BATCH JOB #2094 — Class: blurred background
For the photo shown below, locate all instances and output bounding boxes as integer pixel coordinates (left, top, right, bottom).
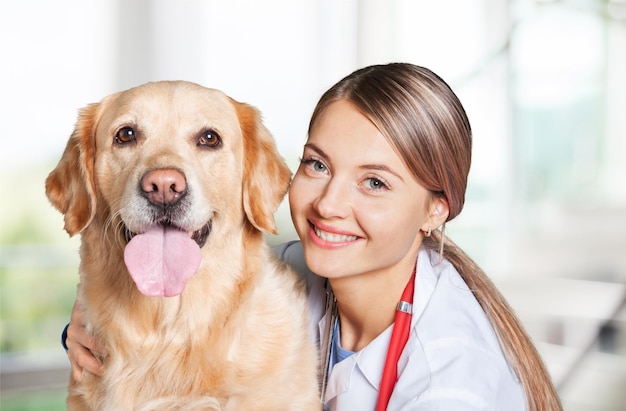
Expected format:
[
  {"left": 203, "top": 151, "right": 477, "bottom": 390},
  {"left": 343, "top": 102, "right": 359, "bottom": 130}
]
[{"left": 1, "top": 0, "right": 624, "bottom": 409}]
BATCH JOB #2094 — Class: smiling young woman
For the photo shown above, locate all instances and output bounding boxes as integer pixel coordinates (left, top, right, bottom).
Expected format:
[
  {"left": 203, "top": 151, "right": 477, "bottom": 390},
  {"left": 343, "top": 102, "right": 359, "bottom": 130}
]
[{"left": 287, "top": 63, "right": 562, "bottom": 410}]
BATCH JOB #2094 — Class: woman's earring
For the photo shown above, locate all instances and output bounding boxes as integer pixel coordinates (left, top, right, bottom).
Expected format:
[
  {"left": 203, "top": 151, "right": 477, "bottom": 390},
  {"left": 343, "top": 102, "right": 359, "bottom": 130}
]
[{"left": 424, "top": 227, "right": 432, "bottom": 237}]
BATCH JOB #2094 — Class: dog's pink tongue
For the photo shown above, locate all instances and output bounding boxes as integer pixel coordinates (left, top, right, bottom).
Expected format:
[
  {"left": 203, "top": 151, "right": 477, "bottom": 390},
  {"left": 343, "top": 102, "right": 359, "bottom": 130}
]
[{"left": 124, "top": 226, "right": 201, "bottom": 297}]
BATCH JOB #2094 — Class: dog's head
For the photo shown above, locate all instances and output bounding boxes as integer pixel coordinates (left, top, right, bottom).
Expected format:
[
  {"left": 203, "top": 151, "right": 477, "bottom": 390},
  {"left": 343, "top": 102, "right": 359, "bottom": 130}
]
[{"left": 46, "top": 81, "right": 291, "bottom": 296}]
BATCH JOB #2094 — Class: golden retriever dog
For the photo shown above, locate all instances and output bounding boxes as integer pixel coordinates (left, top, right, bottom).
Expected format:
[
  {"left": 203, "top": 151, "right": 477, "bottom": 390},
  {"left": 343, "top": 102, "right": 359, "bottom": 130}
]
[{"left": 45, "top": 81, "right": 320, "bottom": 410}]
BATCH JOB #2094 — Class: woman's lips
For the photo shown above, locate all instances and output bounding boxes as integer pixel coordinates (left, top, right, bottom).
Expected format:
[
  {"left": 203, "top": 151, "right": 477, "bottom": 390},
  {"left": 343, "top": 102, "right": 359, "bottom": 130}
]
[
  {"left": 313, "top": 226, "right": 358, "bottom": 243},
  {"left": 308, "top": 220, "right": 359, "bottom": 248}
]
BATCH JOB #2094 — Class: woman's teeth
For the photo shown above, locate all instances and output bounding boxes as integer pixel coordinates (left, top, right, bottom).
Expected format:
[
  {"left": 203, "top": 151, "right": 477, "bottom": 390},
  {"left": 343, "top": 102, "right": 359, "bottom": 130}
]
[{"left": 314, "top": 227, "right": 357, "bottom": 243}]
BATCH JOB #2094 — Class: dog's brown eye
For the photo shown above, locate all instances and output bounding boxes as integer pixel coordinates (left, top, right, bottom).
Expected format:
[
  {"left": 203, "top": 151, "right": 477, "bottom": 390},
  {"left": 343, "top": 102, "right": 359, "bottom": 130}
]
[
  {"left": 198, "top": 129, "right": 221, "bottom": 148},
  {"left": 115, "top": 127, "right": 137, "bottom": 145}
]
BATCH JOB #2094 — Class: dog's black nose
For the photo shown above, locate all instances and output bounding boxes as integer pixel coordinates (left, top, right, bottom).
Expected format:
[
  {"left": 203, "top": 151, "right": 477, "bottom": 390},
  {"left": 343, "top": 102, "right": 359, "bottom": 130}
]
[{"left": 141, "top": 168, "right": 187, "bottom": 206}]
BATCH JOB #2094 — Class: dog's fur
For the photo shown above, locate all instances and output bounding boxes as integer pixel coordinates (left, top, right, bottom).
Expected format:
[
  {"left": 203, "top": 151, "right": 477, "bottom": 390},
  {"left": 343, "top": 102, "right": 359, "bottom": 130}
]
[{"left": 46, "top": 81, "right": 320, "bottom": 410}]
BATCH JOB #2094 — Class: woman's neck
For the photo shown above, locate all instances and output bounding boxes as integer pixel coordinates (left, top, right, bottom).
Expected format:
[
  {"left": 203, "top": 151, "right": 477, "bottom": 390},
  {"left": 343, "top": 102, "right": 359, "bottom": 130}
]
[{"left": 330, "top": 261, "right": 416, "bottom": 352}]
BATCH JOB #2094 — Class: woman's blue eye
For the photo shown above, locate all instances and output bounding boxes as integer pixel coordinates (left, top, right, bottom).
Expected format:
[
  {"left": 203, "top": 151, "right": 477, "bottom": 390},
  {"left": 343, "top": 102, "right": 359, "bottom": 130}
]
[
  {"left": 301, "top": 157, "right": 327, "bottom": 173},
  {"left": 365, "top": 178, "right": 387, "bottom": 190},
  {"left": 312, "top": 160, "right": 326, "bottom": 172}
]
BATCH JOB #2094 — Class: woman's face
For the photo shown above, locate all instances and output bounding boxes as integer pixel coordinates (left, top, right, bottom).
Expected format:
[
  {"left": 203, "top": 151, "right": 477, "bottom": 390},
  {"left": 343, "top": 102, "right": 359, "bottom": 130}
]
[{"left": 289, "top": 100, "right": 443, "bottom": 280}]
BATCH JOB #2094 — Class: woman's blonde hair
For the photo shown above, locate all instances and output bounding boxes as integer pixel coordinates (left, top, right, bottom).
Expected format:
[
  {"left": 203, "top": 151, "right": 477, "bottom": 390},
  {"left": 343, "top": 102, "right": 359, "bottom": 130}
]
[{"left": 309, "top": 63, "right": 562, "bottom": 410}]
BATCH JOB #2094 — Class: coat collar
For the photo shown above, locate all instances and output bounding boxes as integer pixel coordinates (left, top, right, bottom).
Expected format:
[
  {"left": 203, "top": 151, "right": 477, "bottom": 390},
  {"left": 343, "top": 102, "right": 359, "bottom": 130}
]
[{"left": 319, "top": 247, "right": 443, "bottom": 403}]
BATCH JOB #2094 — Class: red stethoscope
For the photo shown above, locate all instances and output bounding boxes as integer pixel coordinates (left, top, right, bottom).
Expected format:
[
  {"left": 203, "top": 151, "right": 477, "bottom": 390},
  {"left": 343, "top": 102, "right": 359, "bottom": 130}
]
[
  {"left": 321, "top": 269, "right": 416, "bottom": 410},
  {"left": 376, "top": 270, "right": 415, "bottom": 411}
]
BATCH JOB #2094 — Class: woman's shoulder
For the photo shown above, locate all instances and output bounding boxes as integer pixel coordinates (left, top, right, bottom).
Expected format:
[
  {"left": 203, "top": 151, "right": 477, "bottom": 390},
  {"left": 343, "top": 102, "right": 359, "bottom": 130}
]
[
  {"left": 272, "top": 241, "right": 327, "bottom": 333},
  {"left": 410, "top": 249, "right": 524, "bottom": 407},
  {"left": 414, "top": 248, "right": 515, "bottom": 361},
  {"left": 415, "top": 245, "right": 510, "bottom": 358},
  {"left": 272, "top": 241, "right": 308, "bottom": 279},
  {"left": 272, "top": 240, "right": 304, "bottom": 265},
  {"left": 272, "top": 240, "right": 325, "bottom": 293}
]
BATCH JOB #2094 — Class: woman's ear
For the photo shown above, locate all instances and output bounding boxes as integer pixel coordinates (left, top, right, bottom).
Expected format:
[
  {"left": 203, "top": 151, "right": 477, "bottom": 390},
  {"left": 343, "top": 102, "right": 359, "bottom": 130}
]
[{"left": 422, "top": 196, "right": 449, "bottom": 233}]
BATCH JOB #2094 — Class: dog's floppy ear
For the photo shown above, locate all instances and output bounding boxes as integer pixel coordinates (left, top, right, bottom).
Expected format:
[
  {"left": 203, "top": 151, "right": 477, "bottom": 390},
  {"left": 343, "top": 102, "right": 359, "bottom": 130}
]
[
  {"left": 45, "top": 103, "right": 101, "bottom": 237},
  {"left": 234, "top": 101, "right": 292, "bottom": 235}
]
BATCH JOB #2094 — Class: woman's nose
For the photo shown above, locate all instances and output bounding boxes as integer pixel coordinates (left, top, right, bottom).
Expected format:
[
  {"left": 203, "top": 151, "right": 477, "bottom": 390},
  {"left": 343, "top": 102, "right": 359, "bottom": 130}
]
[{"left": 313, "top": 178, "right": 350, "bottom": 219}]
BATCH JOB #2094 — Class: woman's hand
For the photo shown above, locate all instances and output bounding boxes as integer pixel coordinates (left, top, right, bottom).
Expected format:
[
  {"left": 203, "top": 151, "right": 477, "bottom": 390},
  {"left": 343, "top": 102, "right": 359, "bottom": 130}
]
[{"left": 66, "top": 300, "right": 105, "bottom": 381}]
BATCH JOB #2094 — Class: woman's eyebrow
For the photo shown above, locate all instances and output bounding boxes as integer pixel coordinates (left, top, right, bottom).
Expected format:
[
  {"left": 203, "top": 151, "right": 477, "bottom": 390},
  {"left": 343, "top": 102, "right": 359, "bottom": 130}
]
[
  {"left": 359, "top": 164, "right": 404, "bottom": 182},
  {"left": 303, "top": 143, "right": 328, "bottom": 159}
]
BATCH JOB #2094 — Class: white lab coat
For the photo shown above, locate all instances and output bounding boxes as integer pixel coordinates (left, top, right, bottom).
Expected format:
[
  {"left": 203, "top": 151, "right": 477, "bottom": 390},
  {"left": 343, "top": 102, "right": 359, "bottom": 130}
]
[{"left": 274, "top": 241, "right": 526, "bottom": 411}]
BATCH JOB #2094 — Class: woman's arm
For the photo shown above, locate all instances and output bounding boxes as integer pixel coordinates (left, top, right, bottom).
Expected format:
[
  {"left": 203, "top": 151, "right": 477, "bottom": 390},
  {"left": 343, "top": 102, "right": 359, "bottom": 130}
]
[{"left": 63, "top": 300, "right": 105, "bottom": 381}]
